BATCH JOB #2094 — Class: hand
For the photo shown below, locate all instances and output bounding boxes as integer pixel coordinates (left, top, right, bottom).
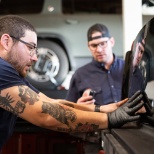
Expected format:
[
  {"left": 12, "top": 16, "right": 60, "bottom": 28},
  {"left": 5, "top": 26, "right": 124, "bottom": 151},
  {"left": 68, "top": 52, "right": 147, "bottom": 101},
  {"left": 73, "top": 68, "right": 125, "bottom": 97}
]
[
  {"left": 77, "top": 89, "right": 95, "bottom": 104},
  {"left": 108, "top": 92, "right": 144, "bottom": 128},
  {"left": 100, "top": 98, "right": 128, "bottom": 113}
]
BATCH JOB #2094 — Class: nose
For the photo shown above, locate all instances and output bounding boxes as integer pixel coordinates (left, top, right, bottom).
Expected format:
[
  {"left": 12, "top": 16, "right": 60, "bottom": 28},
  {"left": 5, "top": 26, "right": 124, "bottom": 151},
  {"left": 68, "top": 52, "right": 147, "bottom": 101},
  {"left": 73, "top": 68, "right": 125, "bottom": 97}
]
[
  {"left": 30, "top": 54, "right": 38, "bottom": 61},
  {"left": 96, "top": 44, "right": 103, "bottom": 52}
]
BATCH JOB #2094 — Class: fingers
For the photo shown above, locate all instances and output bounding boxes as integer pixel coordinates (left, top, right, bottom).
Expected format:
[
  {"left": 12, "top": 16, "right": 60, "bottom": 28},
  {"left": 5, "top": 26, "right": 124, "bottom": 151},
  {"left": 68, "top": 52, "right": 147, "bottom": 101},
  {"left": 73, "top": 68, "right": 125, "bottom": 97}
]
[
  {"left": 129, "top": 101, "right": 144, "bottom": 115},
  {"left": 77, "top": 89, "right": 95, "bottom": 104},
  {"left": 82, "top": 89, "right": 91, "bottom": 97},
  {"left": 82, "top": 100, "right": 95, "bottom": 105},
  {"left": 127, "top": 94, "right": 143, "bottom": 108},
  {"left": 127, "top": 90, "right": 141, "bottom": 104},
  {"left": 77, "top": 96, "right": 95, "bottom": 104},
  {"left": 127, "top": 115, "right": 141, "bottom": 122},
  {"left": 117, "top": 98, "right": 128, "bottom": 107}
]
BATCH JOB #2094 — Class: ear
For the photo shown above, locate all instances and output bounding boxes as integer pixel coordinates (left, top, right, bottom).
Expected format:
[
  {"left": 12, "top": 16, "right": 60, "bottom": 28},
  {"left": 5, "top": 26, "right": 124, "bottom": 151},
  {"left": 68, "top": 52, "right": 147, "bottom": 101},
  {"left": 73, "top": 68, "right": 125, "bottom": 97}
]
[
  {"left": 0, "top": 34, "right": 13, "bottom": 51},
  {"left": 109, "top": 37, "right": 115, "bottom": 47}
]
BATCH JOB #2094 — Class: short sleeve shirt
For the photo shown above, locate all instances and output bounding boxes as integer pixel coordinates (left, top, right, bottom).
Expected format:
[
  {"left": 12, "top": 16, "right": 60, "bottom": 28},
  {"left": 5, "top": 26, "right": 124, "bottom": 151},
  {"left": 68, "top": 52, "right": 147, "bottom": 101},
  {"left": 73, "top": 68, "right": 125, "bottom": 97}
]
[
  {"left": 0, "top": 58, "right": 39, "bottom": 149},
  {"left": 66, "top": 56, "right": 125, "bottom": 105}
]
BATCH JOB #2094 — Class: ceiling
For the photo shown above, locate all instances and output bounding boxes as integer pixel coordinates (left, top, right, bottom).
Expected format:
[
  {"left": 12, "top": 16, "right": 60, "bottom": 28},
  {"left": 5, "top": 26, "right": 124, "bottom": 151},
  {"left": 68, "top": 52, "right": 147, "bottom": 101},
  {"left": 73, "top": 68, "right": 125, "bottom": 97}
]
[{"left": 0, "top": 0, "right": 122, "bottom": 14}]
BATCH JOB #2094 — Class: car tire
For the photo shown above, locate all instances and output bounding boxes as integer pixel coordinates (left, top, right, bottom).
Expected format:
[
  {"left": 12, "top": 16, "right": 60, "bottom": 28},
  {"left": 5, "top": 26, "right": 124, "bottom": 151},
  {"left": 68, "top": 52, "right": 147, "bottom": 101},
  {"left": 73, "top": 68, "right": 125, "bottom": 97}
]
[{"left": 26, "top": 39, "right": 69, "bottom": 90}]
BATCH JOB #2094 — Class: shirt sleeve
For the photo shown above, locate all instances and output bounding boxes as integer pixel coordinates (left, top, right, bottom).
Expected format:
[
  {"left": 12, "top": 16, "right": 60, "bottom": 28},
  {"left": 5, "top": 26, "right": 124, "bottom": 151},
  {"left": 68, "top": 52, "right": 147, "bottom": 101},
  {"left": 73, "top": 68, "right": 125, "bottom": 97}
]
[{"left": 65, "top": 72, "right": 81, "bottom": 103}]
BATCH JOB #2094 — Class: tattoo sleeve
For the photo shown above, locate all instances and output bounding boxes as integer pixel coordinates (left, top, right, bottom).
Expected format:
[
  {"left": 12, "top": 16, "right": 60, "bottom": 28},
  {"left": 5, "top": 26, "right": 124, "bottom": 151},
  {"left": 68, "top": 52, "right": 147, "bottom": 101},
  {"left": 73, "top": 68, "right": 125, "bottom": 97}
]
[
  {"left": 42, "top": 101, "right": 99, "bottom": 132},
  {"left": 42, "top": 101, "right": 76, "bottom": 126},
  {"left": 18, "top": 86, "right": 39, "bottom": 105},
  {"left": 0, "top": 85, "right": 39, "bottom": 116},
  {"left": 0, "top": 93, "right": 25, "bottom": 116}
]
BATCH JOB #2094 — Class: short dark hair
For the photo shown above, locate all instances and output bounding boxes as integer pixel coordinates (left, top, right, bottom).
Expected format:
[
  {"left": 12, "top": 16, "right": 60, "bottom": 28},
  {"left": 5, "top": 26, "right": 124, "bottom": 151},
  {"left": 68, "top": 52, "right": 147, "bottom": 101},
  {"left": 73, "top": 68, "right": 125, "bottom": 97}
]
[
  {"left": 87, "top": 23, "right": 111, "bottom": 42},
  {"left": 0, "top": 15, "right": 37, "bottom": 39}
]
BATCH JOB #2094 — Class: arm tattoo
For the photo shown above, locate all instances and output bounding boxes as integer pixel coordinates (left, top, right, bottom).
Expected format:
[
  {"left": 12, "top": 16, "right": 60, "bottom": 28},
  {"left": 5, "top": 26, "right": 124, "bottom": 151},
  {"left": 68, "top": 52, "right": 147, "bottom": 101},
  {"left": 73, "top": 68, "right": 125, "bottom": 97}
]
[
  {"left": 42, "top": 101, "right": 99, "bottom": 132},
  {"left": 18, "top": 86, "right": 39, "bottom": 105},
  {"left": 57, "top": 122, "right": 99, "bottom": 132},
  {"left": 0, "top": 93, "right": 25, "bottom": 116},
  {"left": 75, "top": 122, "right": 99, "bottom": 132},
  {"left": 42, "top": 101, "right": 76, "bottom": 127}
]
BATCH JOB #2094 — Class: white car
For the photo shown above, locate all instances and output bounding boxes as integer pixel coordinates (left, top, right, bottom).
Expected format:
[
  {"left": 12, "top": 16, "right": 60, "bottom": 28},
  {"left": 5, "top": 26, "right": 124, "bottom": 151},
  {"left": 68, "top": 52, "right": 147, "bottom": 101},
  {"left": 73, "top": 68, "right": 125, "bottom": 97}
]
[{"left": 0, "top": 0, "right": 152, "bottom": 91}]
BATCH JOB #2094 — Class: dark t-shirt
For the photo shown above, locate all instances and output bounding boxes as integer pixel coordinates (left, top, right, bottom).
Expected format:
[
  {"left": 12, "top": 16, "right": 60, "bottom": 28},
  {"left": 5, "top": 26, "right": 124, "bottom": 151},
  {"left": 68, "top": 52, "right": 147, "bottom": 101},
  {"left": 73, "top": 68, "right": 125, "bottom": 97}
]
[
  {"left": 66, "top": 56, "right": 125, "bottom": 105},
  {"left": 0, "top": 58, "right": 39, "bottom": 149}
]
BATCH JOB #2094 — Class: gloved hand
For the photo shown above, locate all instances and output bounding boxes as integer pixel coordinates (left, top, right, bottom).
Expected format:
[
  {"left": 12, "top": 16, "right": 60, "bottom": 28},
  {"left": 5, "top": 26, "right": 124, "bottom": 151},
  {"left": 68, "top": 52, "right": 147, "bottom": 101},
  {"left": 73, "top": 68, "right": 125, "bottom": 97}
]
[{"left": 108, "top": 91, "right": 144, "bottom": 128}]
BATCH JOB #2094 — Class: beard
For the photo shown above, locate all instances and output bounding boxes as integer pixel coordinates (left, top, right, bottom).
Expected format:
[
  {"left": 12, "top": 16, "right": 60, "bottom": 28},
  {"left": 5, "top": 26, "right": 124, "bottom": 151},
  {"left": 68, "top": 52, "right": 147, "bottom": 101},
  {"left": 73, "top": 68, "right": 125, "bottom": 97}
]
[{"left": 6, "top": 49, "right": 28, "bottom": 77}]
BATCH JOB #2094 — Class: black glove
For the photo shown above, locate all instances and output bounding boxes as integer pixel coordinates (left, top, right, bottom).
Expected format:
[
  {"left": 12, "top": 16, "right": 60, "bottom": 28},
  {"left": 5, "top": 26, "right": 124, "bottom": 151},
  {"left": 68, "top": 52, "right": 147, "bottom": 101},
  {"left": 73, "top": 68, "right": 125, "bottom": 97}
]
[{"left": 108, "top": 91, "right": 144, "bottom": 128}]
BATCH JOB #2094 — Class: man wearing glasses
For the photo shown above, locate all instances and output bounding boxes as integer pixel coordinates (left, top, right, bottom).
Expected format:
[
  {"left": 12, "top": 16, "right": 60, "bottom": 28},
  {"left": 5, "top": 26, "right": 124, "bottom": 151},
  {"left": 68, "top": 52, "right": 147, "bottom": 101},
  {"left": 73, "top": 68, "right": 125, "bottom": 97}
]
[{"left": 66, "top": 24, "right": 125, "bottom": 154}]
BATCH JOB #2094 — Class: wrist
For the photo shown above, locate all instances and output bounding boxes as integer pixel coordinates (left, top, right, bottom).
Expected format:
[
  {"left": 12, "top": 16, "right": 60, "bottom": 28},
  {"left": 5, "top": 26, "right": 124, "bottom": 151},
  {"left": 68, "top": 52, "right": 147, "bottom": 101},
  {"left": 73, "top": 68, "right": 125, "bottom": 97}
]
[{"left": 95, "top": 105, "right": 100, "bottom": 112}]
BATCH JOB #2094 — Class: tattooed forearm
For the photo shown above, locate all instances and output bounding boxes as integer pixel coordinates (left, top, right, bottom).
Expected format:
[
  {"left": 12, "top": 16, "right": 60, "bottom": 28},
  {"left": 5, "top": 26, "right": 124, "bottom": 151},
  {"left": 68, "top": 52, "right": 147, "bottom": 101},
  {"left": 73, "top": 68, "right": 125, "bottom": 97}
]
[
  {"left": 42, "top": 101, "right": 77, "bottom": 127},
  {"left": 0, "top": 93, "right": 25, "bottom": 116},
  {"left": 42, "top": 101, "right": 99, "bottom": 132},
  {"left": 75, "top": 122, "right": 99, "bottom": 132},
  {"left": 18, "top": 86, "right": 39, "bottom": 105},
  {"left": 57, "top": 122, "right": 99, "bottom": 132}
]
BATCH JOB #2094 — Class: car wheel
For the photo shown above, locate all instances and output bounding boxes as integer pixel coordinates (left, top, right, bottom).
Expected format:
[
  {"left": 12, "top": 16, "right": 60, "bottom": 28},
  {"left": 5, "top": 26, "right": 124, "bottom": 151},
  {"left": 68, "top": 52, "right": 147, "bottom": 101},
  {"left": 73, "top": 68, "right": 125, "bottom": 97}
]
[{"left": 26, "top": 39, "right": 69, "bottom": 90}]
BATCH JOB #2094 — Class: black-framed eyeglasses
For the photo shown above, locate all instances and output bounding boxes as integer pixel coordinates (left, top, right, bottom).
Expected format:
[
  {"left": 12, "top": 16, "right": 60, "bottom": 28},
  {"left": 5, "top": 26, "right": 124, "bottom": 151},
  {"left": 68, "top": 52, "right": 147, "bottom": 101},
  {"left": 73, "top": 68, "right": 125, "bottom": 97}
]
[
  {"left": 88, "top": 39, "right": 109, "bottom": 51},
  {"left": 10, "top": 35, "right": 38, "bottom": 57}
]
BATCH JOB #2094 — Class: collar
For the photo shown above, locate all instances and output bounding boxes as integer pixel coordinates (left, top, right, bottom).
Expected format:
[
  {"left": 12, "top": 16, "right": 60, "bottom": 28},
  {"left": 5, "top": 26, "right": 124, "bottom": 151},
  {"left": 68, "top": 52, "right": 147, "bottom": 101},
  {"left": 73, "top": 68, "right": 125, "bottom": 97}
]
[{"left": 92, "top": 54, "right": 117, "bottom": 69}]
